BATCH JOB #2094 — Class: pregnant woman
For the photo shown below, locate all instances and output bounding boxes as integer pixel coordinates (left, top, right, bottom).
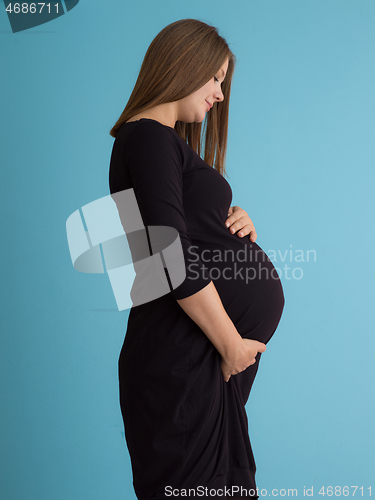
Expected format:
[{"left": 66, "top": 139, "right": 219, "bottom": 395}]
[{"left": 109, "top": 19, "right": 284, "bottom": 500}]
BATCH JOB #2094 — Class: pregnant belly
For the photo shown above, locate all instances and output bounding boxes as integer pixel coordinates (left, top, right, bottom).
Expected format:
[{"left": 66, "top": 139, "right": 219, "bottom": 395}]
[{"left": 190, "top": 239, "right": 285, "bottom": 345}]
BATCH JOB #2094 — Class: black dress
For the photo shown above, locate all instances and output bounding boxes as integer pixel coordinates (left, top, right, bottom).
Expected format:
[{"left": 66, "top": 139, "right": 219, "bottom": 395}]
[{"left": 109, "top": 118, "right": 284, "bottom": 500}]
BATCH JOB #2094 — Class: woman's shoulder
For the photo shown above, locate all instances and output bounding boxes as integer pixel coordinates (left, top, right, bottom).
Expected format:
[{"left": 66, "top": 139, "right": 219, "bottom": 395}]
[
  {"left": 116, "top": 118, "right": 185, "bottom": 166},
  {"left": 118, "top": 118, "right": 180, "bottom": 145}
]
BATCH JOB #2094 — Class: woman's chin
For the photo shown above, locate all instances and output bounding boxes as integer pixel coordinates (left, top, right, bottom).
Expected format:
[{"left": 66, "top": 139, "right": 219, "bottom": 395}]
[{"left": 184, "top": 113, "right": 206, "bottom": 124}]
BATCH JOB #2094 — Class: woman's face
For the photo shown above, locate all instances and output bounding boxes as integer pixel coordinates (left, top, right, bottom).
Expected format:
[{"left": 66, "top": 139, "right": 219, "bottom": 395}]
[{"left": 177, "top": 57, "right": 229, "bottom": 123}]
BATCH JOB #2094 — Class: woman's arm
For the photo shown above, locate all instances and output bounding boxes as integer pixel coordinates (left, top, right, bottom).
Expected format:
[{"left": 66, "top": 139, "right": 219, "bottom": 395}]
[{"left": 177, "top": 280, "right": 266, "bottom": 382}]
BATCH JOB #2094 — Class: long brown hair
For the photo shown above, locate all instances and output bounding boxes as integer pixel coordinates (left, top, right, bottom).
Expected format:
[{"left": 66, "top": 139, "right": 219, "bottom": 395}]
[{"left": 110, "top": 19, "right": 236, "bottom": 177}]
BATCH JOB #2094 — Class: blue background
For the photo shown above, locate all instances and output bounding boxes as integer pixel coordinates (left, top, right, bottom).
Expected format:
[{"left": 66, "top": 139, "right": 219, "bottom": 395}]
[{"left": 1, "top": 1, "right": 374, "bottom": 498}]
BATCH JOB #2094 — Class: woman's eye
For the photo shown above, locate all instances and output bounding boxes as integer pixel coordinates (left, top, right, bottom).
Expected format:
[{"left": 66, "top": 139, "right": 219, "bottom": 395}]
[{"left": 214, "top": 76, "right": 219, "bottom": 82}]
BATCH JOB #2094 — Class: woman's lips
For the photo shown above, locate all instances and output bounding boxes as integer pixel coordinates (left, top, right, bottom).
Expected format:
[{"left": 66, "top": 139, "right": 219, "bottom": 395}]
[{"left": 205, "top": 100, "right": 213, "bottom": 110}]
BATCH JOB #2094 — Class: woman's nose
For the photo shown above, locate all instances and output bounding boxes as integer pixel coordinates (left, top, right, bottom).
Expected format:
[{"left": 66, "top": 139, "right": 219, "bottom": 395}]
[{"left": 214, "top": 88, "right": 224, "bottom": 102}]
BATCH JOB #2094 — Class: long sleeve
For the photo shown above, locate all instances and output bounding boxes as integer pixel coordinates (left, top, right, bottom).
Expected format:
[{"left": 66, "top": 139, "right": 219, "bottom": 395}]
[{"left": 122, "top": 121, "right": 212, "bottom": 300}]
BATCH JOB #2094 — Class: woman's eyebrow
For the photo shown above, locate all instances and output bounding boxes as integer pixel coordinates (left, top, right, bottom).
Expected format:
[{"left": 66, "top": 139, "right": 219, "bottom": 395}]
[{"left": 220, "top": 68, "right": 227, "bottom": 80}]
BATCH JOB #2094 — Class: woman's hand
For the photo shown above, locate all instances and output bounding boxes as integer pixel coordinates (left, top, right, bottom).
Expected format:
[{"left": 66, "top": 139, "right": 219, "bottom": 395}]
[
  {"left": 221, "top": 338, "right": 266, "bottom": 382},
  {"left": 225, "top": 206, "right": 257, "bottom": 242}
]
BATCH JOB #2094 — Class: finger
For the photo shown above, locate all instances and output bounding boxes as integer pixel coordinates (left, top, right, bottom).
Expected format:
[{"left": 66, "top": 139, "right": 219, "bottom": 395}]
[
  {"left": 230, "top": 209, "right": 246, "bottom": 221},
  {"left": 221, "top": 362, "right": 231, "bottom": 382},
  {"left": 257, "top": 342, "right": 267, "bottom": 353},
  {"left": 249, "top": 230, "right": 257, "bottom": 242},
  {"left": 225, "top": 213, "right": 240, "bottom": 227},
  {"left": 226, "top": 217, "right": 246, "bottom": 232},
  {"left": 226, "top": 208, "right": 246, "bottom": 223},
  {"left": 236, "top": 224, "right": 256, "bottom": 238},
  {"left": 229, "top": 220, "right": 252, "bottom": 236}
]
